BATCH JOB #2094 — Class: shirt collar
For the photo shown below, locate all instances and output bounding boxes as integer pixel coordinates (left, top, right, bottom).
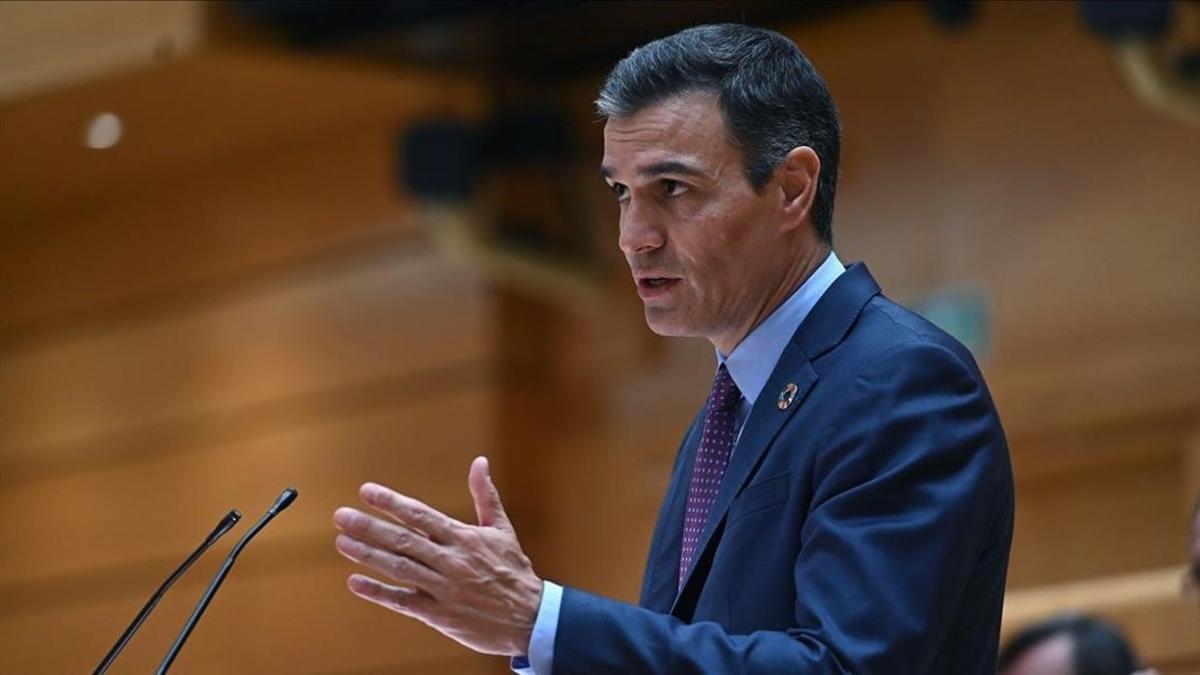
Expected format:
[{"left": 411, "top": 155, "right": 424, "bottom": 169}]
[{"left": 717, "top": 251, "right": 845, "bottom": 406}]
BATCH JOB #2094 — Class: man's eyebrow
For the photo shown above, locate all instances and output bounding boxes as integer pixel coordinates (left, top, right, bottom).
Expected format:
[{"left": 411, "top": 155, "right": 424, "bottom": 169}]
[
  {"left": 599, "top": 161, "right": 707, "bottom": 181},
  {"left": 641, "top": 160, "right": 707, "bottom": 179}
]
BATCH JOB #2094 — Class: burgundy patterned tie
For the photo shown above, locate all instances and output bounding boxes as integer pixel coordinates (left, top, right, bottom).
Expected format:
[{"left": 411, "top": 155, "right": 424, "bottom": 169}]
[{"left": 679, "top": 364, "right": 741, "bottom": 589}]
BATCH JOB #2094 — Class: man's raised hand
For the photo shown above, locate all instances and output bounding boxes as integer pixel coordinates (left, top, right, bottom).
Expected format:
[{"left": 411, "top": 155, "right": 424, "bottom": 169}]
[{"left": 332, "top": 456, "right": 543, "bottom": 656}]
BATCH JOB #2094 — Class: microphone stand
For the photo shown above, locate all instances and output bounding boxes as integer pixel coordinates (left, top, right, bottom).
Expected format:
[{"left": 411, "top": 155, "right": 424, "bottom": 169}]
[
  {"left": 93, "top": 509, "right": 241, "bottom": 675},
  {"left": 155, "top": 488, "right": 298, "bottom": 674}
]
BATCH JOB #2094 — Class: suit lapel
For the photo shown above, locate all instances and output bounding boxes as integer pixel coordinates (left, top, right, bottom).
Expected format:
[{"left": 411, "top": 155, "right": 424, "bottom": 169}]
[{"left": 671, "top": 263, "right": 882, "bottom": 610}]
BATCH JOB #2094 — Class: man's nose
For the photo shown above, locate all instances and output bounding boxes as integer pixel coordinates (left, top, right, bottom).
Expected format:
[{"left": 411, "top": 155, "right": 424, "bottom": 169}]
[{"left": 617, "top": 201, "right": 665, "bottom": 255}]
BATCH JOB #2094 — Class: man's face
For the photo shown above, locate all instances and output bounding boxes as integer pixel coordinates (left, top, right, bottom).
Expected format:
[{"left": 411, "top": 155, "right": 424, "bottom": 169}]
[{"left": 601, "top": 92, "right": 791, "bottom": 353}]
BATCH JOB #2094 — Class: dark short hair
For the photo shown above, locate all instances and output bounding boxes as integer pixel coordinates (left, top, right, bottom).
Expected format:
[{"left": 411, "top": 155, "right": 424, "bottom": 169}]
[
  {"left": 596, "top": 23, "right": 841, "bottom": 244},
  {"left": 998, "top": 615, "right": 1143, "bottom": 675}
]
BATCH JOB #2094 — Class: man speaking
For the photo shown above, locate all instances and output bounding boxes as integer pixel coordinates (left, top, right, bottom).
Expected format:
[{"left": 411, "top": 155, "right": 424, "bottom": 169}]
[{"left": 332, "top": 24, "right": 1013, "bottom": 674}]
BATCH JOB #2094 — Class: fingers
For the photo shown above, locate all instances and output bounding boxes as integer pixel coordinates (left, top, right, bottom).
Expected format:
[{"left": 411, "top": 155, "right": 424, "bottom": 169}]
[
  {"left": 333, "top": 507, "right": 453, "bottom": 573},
  {"left": 336, "top": 533, "right": 446, "bottom": 594},
  {"left": 347, "top": 573, "right": 435, "bottom": 617},
  {"left": 359, "top": 482, "right": 462, "bottom": 543},
  {"left": 334, "top": 461, "right": 539, "bottom": 658},
  {"left": 468, "top": 456, "right": 512, "bottom": 531}
]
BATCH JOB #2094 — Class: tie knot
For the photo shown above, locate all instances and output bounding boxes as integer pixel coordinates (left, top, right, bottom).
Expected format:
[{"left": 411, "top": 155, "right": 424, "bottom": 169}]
[{"left": 709, "top": 364, "right": 741, "bottom": 412}]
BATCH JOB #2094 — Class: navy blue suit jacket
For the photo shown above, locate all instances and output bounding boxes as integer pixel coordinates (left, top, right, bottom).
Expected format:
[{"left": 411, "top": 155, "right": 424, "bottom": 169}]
[{"left": 555, "top": 264, "right": 1014, "bottom": 674}]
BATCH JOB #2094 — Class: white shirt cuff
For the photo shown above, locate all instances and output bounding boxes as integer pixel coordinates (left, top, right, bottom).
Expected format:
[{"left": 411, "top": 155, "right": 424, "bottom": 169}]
[{"left": 510, "top": 580, "right": 562, "bottom": 675}]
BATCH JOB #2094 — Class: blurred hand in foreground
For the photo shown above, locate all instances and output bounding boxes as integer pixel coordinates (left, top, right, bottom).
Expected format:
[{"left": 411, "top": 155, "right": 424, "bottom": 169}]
[{"left": 333, "top": 456, "right": 542, "bottom": 656}]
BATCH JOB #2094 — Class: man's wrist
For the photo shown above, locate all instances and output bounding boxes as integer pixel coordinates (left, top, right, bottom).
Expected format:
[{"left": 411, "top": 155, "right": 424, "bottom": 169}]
[{"left": 514, "top": 576, "right": 544, "bottom": 656}]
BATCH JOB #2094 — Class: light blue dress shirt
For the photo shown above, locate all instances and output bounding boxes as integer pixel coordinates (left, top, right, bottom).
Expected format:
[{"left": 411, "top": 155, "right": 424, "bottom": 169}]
[{"left": 512, "top": 252, "right": 845, "bottom": 674}]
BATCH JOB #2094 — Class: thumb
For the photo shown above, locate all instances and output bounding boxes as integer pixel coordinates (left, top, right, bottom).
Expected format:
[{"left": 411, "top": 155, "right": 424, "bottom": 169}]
[{"left": 468, "top": 456, "right": 511, "bottom": 530}]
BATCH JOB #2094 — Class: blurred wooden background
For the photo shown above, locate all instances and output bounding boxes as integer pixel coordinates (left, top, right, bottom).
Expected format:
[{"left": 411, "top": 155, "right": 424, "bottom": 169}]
[{"left": 2, "top": 1, "right": 1199, "bottom": 673}]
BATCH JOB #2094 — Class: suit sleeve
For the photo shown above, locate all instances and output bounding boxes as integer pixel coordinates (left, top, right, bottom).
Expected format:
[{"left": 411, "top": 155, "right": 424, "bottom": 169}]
[{"left": 551, "top": 341, "right": 1012, "bottom": 675}]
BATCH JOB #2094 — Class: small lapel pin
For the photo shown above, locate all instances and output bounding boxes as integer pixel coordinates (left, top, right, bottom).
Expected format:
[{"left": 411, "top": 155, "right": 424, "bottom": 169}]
[{"left": 777, "top": 382, "right": 799, "bottom": 410}]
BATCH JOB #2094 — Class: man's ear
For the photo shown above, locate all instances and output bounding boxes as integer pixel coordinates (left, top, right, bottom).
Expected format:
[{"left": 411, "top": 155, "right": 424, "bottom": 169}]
[{"left": 777, "top": 146, "right": 821, "bottom": 233}]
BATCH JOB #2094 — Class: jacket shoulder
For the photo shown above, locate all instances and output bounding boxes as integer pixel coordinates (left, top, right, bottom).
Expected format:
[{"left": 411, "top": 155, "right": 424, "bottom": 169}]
[{"left": 835, "top": 293, "right": 985, "bottom": 380}]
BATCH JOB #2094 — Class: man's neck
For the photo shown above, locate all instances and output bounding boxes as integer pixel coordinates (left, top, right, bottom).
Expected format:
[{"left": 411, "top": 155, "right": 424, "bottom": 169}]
[{"left": 712, "top": 242, "right": 832, "bottom": 356}]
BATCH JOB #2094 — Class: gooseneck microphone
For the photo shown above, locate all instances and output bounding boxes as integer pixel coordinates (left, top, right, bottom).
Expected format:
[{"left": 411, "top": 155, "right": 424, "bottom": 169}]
[
  {"left": 94, "top": 509, "right": 242, "bottom": 675},
  {"left": 155, "top": 488, "right": 298, "bottom": 674}
]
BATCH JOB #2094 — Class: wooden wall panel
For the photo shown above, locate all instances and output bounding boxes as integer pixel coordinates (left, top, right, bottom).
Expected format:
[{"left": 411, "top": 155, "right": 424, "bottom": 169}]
[
  {"left": 0, "top": 123, "right": 419, "bottom": 347},
  {"left": 0, "top": 559, "right": 502, "bottom": 674},
  {"left": 1005, "top": 413, "right": 1198, "bottom": 588},
  {"left": 0, "top": 251, "right": 500, "bottom": 671},
  {"left": 1011, "top": 447, "right": 1185, "bottom": 587},
  {"left": 1, "top": 251, "right": 489, "bottom": 454},
  {"left": 0, "top": 250, "right": 499, "bottom": 670},
  {"left": 0, "top": 0, "right": 204, "bottom": 100},
  {"left": 0, "top": 48, "right": 484, "bottom": 339},
  {"left": 1, "top": 44, "right": 501, "bottom": 675},
  {"left": 1, "top": 49, "right": 481, "bottom": 226},
  {"left": 0, "top": 387, "right": 493, "bottom": 589}
]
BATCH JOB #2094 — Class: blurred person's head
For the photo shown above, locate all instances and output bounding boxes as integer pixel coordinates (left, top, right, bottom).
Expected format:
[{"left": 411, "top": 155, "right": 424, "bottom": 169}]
[
  {"left": 998, "top": 615, "right": 1143, "bottom": 675},
  {"left": 1183, "top": 493, "right": 1200, "bottom": 603},
  {"left": 596, "top": 24, "right": 841, "bottom": 353}
]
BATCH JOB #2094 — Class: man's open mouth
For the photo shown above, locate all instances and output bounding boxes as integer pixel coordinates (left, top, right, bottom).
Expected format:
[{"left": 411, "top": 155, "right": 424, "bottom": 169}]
[
  {"left": 636, "top": 277, "right": 682, "bottom": 298},
  {"left": 641, "top": 277, "right": 677, "bottom": 288}
]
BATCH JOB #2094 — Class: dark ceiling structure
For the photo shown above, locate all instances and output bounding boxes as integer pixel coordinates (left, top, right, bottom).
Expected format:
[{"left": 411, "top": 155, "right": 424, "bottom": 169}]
[{"left": 228, "top": 1, "right": 859, "bottom": 81}]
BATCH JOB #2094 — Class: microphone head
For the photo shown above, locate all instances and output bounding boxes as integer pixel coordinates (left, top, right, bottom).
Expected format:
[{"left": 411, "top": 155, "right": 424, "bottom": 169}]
[
  {"left": 213, "top": 509, "right": 242, "bottom": 539},
  {"left": 270, "top": 488, "right": 299, "bottom": 514}
]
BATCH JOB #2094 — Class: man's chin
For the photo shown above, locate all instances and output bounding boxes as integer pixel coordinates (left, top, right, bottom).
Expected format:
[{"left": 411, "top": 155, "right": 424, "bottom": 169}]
[{"left": 643, "top": 308, "right": 698, "bottom": 338}]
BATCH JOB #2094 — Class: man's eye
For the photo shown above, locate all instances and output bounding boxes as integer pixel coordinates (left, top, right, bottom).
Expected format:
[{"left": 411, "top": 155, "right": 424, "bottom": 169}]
[
  {"left": 610, "top": 183, "right": 629, "bottom": 201},
  {"left": 662, "top": 179, "right": 688, "bottom": 197}
]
